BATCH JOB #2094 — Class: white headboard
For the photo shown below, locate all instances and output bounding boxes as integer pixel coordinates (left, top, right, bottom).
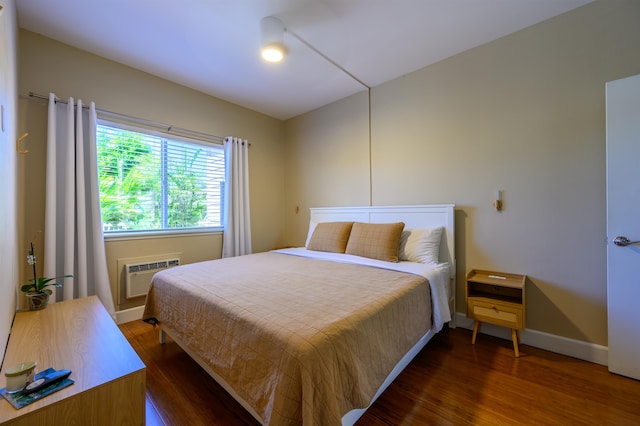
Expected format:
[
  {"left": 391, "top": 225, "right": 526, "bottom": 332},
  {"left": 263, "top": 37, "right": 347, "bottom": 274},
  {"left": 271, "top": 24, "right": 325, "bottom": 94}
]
[{"left": 309, "top": 204, "right": 456, "bottom": 277}]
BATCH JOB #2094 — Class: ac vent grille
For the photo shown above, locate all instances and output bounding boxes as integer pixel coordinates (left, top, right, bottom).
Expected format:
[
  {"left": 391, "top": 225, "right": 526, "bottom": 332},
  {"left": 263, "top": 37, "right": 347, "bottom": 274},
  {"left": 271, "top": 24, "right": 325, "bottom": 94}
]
[
  {"left": 127, "top": 259, "right": 180, "bottom": 274},
  {"left": 124, "top": 258, "right": 180, "bottom": 299}
]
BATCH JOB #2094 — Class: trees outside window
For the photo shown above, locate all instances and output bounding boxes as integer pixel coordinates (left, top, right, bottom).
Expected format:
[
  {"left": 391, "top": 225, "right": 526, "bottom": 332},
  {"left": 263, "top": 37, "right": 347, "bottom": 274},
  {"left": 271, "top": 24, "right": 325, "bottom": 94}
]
[{"left": 97, "top": 123, "right": 225, "bottom": 233}]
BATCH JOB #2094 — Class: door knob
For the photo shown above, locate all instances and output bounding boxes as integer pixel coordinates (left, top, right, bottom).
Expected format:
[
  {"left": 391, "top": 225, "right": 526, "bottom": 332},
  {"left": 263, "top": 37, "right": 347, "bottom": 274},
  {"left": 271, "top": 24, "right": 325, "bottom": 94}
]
[{"left": 613, "top": 236, "right": 640, "bottom": 247}]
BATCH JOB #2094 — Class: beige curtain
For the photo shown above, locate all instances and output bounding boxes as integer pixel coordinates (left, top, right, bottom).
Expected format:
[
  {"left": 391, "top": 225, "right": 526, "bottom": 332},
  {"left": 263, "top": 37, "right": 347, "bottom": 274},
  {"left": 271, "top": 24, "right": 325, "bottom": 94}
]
[
  {"left": 44, "top": 93, "right": 116, "bottom": 317},
  {"left": 222, "top": 136, "right": 252, "bottom": 257}
]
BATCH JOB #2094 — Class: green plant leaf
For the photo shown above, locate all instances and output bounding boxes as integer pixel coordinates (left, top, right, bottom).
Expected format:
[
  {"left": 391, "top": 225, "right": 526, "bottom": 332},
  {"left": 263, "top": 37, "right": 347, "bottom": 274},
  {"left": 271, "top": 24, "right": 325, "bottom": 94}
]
[{"left": 21, "top": 274, "right": 73, "bottom": 294}]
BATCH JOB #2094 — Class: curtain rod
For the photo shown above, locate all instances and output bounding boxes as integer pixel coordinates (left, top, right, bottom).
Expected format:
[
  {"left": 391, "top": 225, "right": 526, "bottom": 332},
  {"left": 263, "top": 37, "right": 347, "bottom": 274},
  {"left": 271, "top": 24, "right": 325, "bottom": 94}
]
[{"left": 28, "top": 91, "right": 225, "bottom": 144}]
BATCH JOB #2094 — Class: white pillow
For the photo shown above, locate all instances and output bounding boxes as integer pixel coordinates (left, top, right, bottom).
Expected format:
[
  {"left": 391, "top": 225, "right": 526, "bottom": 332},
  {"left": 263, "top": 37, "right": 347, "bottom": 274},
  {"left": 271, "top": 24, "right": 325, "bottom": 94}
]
[{"left": 398, "top": 227, "right": 443, "bottom": 264}]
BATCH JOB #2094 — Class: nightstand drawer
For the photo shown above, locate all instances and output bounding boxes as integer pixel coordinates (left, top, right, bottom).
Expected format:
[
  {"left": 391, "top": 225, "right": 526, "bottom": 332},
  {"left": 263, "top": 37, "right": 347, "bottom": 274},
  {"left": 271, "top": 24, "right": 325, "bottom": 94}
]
[{"left": 468, "top": 299, "right": 524, "bottom": 329}]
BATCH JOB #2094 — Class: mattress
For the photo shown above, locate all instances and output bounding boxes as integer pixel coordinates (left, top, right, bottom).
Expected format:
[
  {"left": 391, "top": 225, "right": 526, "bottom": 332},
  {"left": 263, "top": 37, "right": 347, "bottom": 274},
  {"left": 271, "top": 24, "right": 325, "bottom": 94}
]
[{"left": 143, "top": 249, "right": 450, "bottom": 425}]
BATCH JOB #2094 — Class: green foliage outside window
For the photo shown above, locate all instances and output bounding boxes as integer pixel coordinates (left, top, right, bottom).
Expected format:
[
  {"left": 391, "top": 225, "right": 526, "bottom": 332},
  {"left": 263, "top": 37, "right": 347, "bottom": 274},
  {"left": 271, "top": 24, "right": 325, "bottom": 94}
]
[
  {"left": 97, "top": 123, "right": 224, "bottom": 232},
  {"left": 165, "top": 147, "right": 207, "bottom": 228},
  {"left": 98, "top": 128, "right": 154, "bottom": 229}
]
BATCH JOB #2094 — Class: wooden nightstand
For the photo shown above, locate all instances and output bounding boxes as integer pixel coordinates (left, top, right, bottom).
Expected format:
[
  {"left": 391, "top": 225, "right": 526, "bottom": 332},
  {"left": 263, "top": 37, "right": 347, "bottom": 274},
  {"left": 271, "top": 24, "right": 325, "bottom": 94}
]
[{"left": 466, "top": 269, "right": 526, "bottom": 357}]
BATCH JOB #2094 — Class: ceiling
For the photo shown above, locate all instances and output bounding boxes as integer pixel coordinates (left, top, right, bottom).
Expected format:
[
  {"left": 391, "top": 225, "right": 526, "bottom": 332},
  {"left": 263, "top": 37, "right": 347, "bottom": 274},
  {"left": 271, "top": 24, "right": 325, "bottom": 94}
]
[{"left": 16, "top": 0, "right": 593, "bottom": 120}]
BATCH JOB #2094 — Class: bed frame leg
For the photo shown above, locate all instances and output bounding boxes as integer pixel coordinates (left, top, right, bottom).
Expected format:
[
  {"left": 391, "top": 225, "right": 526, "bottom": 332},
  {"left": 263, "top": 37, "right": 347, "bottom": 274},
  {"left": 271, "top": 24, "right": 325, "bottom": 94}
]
[{"left": 159, "top": 328, "right": 166, "bottom": 344}]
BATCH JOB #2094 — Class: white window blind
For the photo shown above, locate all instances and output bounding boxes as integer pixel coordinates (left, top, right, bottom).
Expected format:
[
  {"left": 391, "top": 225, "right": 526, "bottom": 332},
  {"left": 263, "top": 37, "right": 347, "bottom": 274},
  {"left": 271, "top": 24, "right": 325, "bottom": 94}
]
[{"left": 97, "top": 122, "right": 225, "bottom": 233}]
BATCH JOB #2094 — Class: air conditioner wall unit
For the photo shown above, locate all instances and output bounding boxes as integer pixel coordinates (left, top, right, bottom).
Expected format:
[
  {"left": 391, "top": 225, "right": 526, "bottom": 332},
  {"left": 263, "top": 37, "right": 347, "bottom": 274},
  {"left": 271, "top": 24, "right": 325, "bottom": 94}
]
[{"left": 124, "top": 258, "right": 180, "bottom": 299}]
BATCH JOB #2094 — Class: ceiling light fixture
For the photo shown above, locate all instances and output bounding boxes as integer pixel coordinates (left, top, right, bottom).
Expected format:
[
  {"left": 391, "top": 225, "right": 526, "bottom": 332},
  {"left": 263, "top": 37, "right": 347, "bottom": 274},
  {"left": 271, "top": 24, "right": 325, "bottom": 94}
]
[
  {"left": 261, "top": 16, "right": 286, "bottom": 63},
  {"left": 259, "top": 15, "right": 369, "bottom": 90}
]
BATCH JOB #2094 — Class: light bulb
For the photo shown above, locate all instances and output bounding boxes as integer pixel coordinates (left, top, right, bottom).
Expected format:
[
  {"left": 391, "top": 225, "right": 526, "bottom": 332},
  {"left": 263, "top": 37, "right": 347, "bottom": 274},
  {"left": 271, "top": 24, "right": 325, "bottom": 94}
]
[{"left": 262, "top": 44, "right": 285, "bottom": 62}]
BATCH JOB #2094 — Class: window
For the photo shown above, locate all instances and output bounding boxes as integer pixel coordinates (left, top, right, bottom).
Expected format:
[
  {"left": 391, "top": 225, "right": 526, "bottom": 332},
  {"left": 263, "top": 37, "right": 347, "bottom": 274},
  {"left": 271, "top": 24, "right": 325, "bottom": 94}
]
[{"left": 97, "top": 122, "right": 225, "bottom": 234}]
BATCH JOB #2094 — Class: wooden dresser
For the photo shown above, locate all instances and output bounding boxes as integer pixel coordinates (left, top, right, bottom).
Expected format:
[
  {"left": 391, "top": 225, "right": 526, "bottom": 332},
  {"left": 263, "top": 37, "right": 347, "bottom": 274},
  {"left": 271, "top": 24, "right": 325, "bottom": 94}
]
[{"left": 0, "top": 296, "right": 145, "bottom": 425}]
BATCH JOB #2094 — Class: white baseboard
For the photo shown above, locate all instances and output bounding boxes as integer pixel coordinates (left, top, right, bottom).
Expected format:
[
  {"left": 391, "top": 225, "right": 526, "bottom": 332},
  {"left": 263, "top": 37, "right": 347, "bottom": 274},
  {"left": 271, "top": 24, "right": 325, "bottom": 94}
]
[
  {"left": 455, "top": 313, "right": 608, "bottom": 366},
  {"left": 116, "top": 305, "right": 145, "bottom": 324}
]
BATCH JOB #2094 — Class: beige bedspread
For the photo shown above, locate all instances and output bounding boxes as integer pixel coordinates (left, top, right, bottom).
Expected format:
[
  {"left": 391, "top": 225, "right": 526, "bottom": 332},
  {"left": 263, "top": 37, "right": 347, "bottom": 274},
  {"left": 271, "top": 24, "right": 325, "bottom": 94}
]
[{"left": 143, "top": 252, "right": 432, "bottom": 425}]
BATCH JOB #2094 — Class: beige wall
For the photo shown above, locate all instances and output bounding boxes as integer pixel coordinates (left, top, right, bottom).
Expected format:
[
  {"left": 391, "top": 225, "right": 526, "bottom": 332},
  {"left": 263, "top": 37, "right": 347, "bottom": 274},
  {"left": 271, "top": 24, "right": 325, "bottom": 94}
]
[
  {"left": 17, "top": 30, "right": 287, "bottom": 311},
  {"left": 283, "top": 0, "right": 640, "bottom": 346},
  {"left": 0, "top": 0, "right": 19, "bottom": 363},
  {"left": 284, "top": 91, "right": 371, "bottom": 243}
]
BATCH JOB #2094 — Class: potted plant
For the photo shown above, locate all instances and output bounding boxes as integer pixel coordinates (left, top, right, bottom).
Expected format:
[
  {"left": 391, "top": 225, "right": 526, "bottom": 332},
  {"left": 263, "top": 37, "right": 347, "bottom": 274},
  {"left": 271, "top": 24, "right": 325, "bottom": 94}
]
[{"left": 21, "top": 242, "right": 71, "bottom": 310}]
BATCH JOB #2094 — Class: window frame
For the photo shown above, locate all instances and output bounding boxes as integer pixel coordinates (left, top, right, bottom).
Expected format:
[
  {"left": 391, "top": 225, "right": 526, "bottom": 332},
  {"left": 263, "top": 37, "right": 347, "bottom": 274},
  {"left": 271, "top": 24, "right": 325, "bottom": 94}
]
[{"left": 96, "top": 117, "right": 225, "bottom": 240}]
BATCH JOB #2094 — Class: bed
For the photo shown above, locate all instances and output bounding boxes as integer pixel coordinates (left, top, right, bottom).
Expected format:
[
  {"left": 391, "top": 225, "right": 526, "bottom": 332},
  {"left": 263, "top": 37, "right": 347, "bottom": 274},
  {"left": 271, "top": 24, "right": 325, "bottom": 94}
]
[{"left": 143, "top": 204, "right": 456, "bottom": 425}]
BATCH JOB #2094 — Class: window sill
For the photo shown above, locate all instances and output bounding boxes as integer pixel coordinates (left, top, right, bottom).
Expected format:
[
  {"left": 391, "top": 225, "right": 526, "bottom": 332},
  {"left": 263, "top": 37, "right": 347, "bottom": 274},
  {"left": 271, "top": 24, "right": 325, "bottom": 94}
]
[{"left": 104, "top": 227, "right": 223, "bottom": 242}]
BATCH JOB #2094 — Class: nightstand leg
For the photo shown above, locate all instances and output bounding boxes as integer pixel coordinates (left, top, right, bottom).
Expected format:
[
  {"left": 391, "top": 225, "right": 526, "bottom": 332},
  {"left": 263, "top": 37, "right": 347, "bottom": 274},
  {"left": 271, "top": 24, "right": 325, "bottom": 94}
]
[
  {"left": 472, "top": 321, "right": 481, "bottom": 344},
  {"left": 511, "top": 329, "right": 520, "bottom": 357}
]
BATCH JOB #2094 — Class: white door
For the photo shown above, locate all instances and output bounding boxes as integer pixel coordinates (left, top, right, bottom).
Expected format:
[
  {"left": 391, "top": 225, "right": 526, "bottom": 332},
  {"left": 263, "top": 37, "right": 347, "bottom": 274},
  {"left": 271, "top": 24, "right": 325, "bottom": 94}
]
[{"left": 606, "top": 73, "right": 640, "bottom": 380}]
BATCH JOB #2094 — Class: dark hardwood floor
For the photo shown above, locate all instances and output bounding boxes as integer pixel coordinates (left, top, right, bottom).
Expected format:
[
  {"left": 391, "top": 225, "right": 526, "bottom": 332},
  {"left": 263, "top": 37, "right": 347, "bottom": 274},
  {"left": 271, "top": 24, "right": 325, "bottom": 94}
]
[{"left": 119, "top": 320, "right": 640, "bottom": 425}]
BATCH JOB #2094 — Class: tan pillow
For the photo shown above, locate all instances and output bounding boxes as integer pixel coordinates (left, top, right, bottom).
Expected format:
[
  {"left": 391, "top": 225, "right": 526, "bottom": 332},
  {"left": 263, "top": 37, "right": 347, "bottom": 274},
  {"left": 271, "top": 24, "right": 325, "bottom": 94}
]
[
  {"left": 345, "top": 222, "right": 405, "bottom": 262},
  {"left": 306, "top": 222, "right": 354, "bottom": 253}
]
